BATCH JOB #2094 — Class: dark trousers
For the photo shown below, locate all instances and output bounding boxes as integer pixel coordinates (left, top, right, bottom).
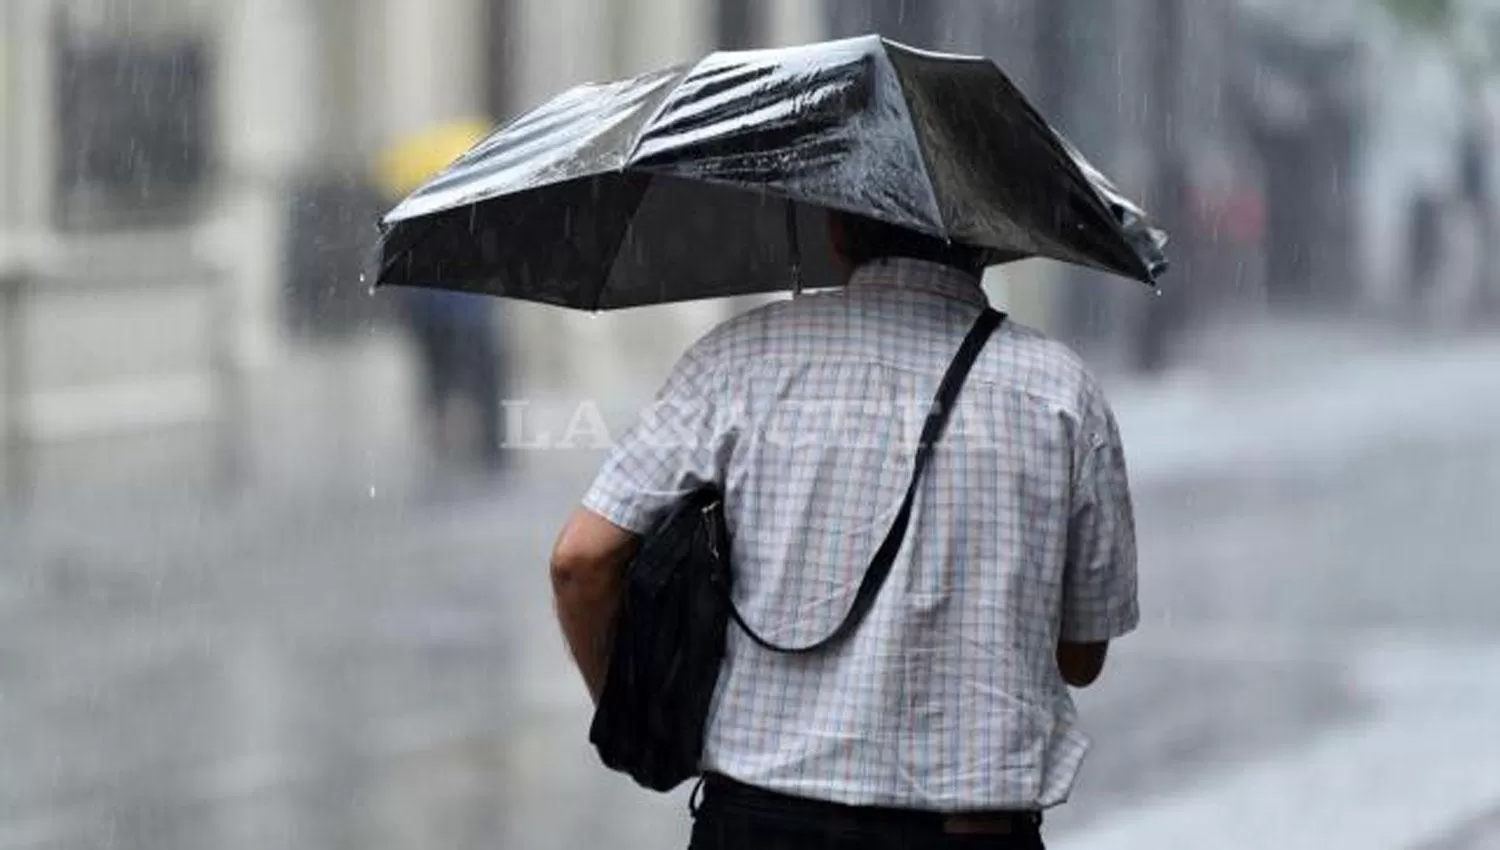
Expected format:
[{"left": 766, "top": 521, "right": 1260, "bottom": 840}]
[{"left": 688, "top": 775, "right": 1044, "bottom": 850}]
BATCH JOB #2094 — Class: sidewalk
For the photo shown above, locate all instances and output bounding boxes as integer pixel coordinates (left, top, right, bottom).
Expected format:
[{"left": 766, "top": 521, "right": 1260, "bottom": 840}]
[
  {"left": 1105, "top": 320, "right": 1500, "bottom": 485},
  {"left": 1059, "top": 636, "right": 1500, "bottom": 850}
]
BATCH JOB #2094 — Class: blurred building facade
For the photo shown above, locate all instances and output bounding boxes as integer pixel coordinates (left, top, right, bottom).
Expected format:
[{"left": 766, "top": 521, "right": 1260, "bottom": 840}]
[
  {"left": 2, "top": 0, "right": 240, "bottom": 502},
  {"left": 6, "top": 0, "right": 1500, "bottom": 502},
  {"left": 0, "top": 0, "right": 822, "bottom": 501}
]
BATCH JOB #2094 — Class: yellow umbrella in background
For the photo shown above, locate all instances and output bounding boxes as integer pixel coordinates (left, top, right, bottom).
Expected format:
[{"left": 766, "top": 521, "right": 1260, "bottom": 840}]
[{"left": 374, "top": 119, "right": 494, "bottom": 201}]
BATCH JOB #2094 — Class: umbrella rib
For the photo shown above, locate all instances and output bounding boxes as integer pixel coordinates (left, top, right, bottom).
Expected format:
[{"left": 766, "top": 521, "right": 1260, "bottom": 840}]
[
  {"left": 904, "top": 117, "right": 948, "bottom": 241},
  {"left": 375, "top": 216, "right": 442, "bottom": 286},
  {"left": 883, "top": 53, "right": 948, "bottom": 240},
  {"left": 876, "top": 49, "right": 948, "bottom": 239},
  {"left": 592, "top": 174, "right": 656, "bottom": 312},
  {"left": 980, "top": 67, "right": 1153, "bottom": 279},
  {"left": 601, "top": 64, "right": 693, "bottom": 312},
  {"left": 620, "top": 64, "right": 694, "bottom": 169},
  {"left": 584, "top": 67, "right": 691, "bottom": 311}
]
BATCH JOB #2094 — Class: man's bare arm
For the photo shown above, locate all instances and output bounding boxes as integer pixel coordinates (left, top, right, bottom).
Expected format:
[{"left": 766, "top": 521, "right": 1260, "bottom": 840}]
[{"left": 550, "top": 508, "right": 639, "bottom": 704}]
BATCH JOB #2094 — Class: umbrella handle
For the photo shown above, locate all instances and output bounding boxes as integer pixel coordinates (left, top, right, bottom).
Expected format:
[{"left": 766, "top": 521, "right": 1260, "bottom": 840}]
[{"left": 785, "top": 202, "right": 804, "bottom": 297}]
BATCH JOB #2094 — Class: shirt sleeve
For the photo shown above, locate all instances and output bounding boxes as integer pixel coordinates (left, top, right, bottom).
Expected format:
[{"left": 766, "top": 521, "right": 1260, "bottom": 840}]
[
  {"left": 580, "top": 344, "right": 735, "bottom": 534},
  {"left": 1060, "top": 400, "right": 1140, "bottom": 643}
]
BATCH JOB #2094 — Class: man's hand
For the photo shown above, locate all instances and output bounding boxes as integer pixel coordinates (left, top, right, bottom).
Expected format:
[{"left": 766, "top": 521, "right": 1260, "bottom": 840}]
[{"left": 550, "top": 507, "right": 639, "bottom": 704}]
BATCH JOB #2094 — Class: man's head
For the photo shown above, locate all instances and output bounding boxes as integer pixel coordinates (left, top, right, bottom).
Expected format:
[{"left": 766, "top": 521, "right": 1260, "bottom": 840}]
[{"left": 827, "top": 210, "right": 993, "bottom": 277}]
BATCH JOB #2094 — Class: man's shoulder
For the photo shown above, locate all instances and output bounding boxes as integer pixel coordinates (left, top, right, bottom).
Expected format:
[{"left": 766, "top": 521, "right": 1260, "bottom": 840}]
[
  {"left": 684, "top": 300, "right": 1110, "bottom": 404},
  {"left": 998, "top": 319, "right": 1075, "bottom": 360},
  {"left": 992, "top": 320, "right": 1108, "bottom": 403},
  {"left": 664, "top": 299, "right": 791, "bottom": 386},
  {"left": 681, "top": 296, "right": 807, "bottom": 359}
]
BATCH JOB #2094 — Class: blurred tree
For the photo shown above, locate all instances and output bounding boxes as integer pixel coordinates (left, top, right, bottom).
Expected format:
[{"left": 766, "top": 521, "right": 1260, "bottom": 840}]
[
  {"left": 1379, "top": 0, "right": 1500, "bottom": 76},
  {"left": 1383, "top": 0, "right": 1455, "bottom": 32}
]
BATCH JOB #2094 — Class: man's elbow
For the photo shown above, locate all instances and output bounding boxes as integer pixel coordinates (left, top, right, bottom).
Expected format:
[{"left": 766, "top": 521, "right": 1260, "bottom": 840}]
[
  {"left": 548, "top": 548, "right": 584, "bottom": 593},
  {"left": 1057, "top": 642, "right": 1109, "bottom": 688},
  {"left": 549, "top": 508, "right": 637, "bottom": 598}
]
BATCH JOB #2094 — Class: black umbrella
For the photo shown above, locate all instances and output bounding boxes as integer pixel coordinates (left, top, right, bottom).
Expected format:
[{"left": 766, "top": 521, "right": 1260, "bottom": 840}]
[{"left": 375, "top": 35, "right": 1168, "bottom": 310}]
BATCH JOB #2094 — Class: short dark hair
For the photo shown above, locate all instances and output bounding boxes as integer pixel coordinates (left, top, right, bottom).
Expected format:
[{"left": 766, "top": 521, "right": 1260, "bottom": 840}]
[{"left": 830, "top": 211, "right": 990, "bottom": 275}]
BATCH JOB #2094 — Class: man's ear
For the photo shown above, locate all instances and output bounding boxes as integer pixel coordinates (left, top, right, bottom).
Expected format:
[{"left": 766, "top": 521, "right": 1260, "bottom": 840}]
[
  {"left": 826, "top": 211, "right": 854, "bottom": 281},
  {"left": 826, "top": 210, "right": 847, "bottom": 256}
]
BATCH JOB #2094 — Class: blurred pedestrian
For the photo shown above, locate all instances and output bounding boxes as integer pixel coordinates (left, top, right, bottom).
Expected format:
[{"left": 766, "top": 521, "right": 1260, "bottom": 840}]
[
  {"left": 374, "top": 121, "right": 510, "bottom": 474},
  {"left": 396, "top": 287, "right": 507, "bottom": 472},
  {"left": 1408, "top": 191, "right": 1444, "bottom": 307},
  {"left": 549, "top": 212, "right": 1140, "bottom": 850},
  {"left": 1459, "top": 121, "right": 1498, "bottom": 319}
]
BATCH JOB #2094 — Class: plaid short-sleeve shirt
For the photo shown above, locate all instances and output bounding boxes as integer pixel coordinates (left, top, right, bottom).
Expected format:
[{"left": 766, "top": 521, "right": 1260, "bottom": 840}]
[{"left": 582, "top": 258, "right": 1138, "bottom": 811}]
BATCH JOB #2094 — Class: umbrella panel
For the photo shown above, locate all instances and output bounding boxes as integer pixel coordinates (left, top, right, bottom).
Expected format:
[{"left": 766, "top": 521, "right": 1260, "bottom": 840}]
[
  {"left": 597, "top": 174, "right": 845, "bottom": 309},
  {"left": 378, "top": 172, "right": 845, "bottom": 311},
  {"left": 377, "top": 172, "right": 648, "bottom": 308},
  {"left": 886, "top": 48, "right": 1150, "bottom": 280}
]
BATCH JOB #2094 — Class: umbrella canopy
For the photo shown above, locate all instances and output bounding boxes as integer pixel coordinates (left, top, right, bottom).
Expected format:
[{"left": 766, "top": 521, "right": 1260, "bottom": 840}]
[{"left": 376, "top": 35, "right": 1169, "bottom": 311}]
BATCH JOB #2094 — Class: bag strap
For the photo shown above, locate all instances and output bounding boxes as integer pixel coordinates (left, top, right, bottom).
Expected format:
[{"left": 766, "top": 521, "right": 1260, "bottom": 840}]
[{"left": 729, "top": 307, "right": 1006, "bottom": 655}]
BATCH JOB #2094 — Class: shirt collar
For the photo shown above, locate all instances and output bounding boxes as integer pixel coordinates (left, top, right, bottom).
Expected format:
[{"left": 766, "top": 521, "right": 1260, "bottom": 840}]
[{"left": 845, "top": 257, "right": 989, "bottom": 309}]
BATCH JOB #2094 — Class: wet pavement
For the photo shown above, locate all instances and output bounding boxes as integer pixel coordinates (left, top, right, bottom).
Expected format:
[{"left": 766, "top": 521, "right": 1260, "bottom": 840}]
[{"left": 4, "top": 328, "right": 1500, "bottom": 850}]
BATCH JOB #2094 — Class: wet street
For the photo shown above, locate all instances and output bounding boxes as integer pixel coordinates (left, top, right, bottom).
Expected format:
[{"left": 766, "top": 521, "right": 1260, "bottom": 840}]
[{"left": 4, "top": 336, "right": 1500, "bottom": 850}]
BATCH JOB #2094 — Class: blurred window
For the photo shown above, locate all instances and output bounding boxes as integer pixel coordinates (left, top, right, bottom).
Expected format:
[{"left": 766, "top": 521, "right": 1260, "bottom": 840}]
[{"left": 52, "top": 2, "right": 215, "bottom": 231}]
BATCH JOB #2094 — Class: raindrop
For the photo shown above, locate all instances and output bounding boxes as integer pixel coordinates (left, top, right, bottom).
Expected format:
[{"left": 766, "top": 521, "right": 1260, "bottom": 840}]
[
  {"left": 368, "top": 486, "right": 378, "bottom": 499},
  {"left": 359, "top": 272, "right": 367, "bottom": 284},
  {"left": 366, "top": 286, "right": 375, "bottom": 297}
]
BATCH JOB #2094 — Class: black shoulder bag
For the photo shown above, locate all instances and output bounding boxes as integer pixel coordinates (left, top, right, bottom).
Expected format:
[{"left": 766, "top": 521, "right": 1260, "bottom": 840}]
[{"left": 589, "top": 308, "right": 1006, "bottom": 792}]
